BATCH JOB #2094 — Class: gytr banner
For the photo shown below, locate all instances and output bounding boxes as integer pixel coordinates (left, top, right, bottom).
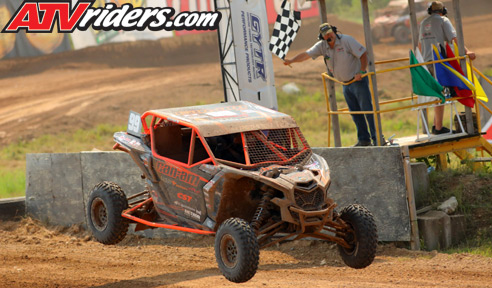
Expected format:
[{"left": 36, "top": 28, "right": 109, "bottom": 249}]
[{"left": 230, "top": 0, "right": 277, "bottom": 110}]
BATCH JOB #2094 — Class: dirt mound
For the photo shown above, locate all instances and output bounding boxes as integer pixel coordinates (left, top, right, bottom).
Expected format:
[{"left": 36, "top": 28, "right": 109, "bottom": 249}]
[
  {"left": 1, "top": 217, "right": 492, "bottom": 287},
  {"left": 0, "top": 217, "right": 91, "bottom": 248}
]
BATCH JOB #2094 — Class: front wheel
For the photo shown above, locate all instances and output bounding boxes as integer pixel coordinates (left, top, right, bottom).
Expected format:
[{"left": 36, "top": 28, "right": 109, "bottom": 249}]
[
  {"left": 215, "top": 218, "right": 259, "bottom": 283},
  {"left": 337, "top": 204, "right": 378, "bottom": 269},
  {"left": 86, "top": 181, "right": 129, "bottom": 245}
]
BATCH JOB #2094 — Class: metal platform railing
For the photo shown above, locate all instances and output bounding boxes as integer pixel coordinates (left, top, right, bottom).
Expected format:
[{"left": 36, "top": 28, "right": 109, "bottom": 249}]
[{"left": 321, "top": 54, "right": 492, "bottom": 150}]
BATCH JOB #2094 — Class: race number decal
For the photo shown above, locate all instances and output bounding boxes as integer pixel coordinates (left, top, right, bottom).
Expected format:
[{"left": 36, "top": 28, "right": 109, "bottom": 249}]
[{"left": 127, "top": 111, "right": 142, "bottom": 136}]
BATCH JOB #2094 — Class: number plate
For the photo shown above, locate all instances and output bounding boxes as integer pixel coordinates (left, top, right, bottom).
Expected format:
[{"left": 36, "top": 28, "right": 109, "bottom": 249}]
[{"left": 127, "top": 110, "right": 142, "bottom": 136}]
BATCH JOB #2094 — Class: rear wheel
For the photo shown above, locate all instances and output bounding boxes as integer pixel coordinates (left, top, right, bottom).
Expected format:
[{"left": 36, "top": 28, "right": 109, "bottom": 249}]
[
  {"left": 337, "top": 204, "right": 378, "bottom": 269},
  {"left": 215, "top": 218, "right": 259, "bottom": 283},
  {"left": 86, "top": 181, "right": 129, "bottom": 245}
]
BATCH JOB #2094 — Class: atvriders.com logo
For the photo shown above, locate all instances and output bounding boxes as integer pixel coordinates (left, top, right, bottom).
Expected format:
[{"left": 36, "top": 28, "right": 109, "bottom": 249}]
[{"left": 2, "top": 0, "right": 222, "bottom": 33}]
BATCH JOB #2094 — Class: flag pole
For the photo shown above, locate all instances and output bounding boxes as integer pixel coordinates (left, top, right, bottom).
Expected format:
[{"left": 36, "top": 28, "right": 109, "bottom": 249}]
[
  {"left": 318, "top": 0, "right": 341, "bottom": 147},
  {"left": 453, "top": 0, "right": 475, "bottom": 134},
  {"left": 361, "top": 0, "right": 384, "bottom": 146}
]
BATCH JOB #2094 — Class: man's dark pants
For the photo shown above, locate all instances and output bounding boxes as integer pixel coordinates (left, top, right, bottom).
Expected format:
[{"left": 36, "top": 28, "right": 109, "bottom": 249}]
[{"left": 342, "top": 77, "right": 377, "bottom": 144}]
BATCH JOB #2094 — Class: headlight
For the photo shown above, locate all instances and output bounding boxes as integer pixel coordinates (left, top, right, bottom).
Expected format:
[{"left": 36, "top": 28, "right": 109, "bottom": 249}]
[{"left": 305, "top": 154, "right": 330, "bottom": 181}]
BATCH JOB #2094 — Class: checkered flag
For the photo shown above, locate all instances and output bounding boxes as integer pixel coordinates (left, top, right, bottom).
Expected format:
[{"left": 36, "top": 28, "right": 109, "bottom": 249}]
[{"left": 269, "top": 0, "right": 301, "bottom": 60}]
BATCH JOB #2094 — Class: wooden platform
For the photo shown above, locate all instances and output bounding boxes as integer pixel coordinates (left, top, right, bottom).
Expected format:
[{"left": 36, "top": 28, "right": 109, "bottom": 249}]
[
  {"left": 393, "top": 132, "right": 492, "bottom": 161},
  {"left": 394, "top": 132, "right": 468, "bottom": 147}
]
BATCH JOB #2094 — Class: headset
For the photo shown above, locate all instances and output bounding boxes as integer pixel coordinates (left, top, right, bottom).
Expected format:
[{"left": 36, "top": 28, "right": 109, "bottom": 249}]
[
  {"left": 427, "top": 5, "right": 447, "bottom": 15},
  {"left": 318, "top": 25, "right": 339, "bottom": 41}
]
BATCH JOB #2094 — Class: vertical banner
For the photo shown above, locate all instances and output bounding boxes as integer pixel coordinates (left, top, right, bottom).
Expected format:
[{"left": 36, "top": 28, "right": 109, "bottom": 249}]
[{"left": 229, "top": 0, "right": 277, "bottom": 110}]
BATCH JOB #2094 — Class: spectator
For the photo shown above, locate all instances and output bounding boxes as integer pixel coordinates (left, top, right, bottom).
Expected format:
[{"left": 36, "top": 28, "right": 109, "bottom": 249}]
[
  {"left": 284, "top": 23, "right": 378, "bottom": 146},
  {"left": 418, "top": 1, "right": 476, "bottom": 134}
]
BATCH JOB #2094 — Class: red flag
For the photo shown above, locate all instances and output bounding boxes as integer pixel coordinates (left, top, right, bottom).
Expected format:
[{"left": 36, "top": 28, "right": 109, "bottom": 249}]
[{"left": 445, "top": 43, "right": 474, "bottom": 107}]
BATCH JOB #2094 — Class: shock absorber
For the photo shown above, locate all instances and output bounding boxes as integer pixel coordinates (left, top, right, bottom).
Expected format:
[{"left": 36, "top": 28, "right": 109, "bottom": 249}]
[{"left": 251, "top": 188, "right": 274, "bottom": 231}]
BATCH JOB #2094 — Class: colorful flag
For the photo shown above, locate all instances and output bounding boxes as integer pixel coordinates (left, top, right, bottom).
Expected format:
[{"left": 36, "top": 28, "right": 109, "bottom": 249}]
[
  {"left": 467, "top": 63, "right": 489, "bottom": 102},
  {"left": 410, "top": 50, "right": 445, "bottom": 103},
  {"left": 432, "top": 44, "right": 475, "bottom": 92},
  {"left": 445, "top": 43, "right": 474, "bottom": 107},
  {"left": 415, "top": 48, "right": 429, "bottom": 72},
  {"left": 454, "top": 42, "right": 489, "bottom": 103}
]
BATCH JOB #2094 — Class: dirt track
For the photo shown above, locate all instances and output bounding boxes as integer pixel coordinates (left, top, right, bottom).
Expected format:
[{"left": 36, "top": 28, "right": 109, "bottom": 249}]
[
  {"left": 0, "top": 3, "right": 491, "bottom": 146},
  {"left": 1, "top": 218, "right": 492, "bottom": 288},
  {"left": 1, "top": 1, "right": 492, "bottom": 287}
]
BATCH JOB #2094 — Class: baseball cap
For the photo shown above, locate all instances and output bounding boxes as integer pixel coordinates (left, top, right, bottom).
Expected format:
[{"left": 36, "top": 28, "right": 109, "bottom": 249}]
[
  {"left": 319, "top": 23, "right": 333, "bottom": 37},
  {"left": 430, "top": 1, "right": 444, "bottom": 11}
]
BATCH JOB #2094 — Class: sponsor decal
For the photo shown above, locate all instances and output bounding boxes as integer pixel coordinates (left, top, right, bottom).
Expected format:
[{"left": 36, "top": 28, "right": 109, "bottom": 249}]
[
  {"left": 177, "top": 192, "right": 192, "bottom": 202},
  {"left": 184, "top": 209, "right": 200, "bottom": 220},
  {"left": 154, "top": 159, "right": 201, "bottom": 187},
  {"left": 2, "top": 0, "right": 221, "bottom": 33},
  {"left": 116, "top": 134, "right": 143, "bottom": 149},
  {"left": 173, "top": 200, "right": 201, "bottom": 220},
  {"left": 250, "top": 13, "right": 265, "bottom": 81},
  {"left": 239, "top": 11, "right": 266, "bottom": 83}
]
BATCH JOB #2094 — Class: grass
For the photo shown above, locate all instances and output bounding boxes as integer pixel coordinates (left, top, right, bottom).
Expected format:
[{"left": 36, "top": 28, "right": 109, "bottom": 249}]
[
  {"left": 277, "top": 82, "right": 459, "bottom": 147},
  {"left": 483, "top": 68, "right": 492, "bottom": 77},
  {"left": 0, "top": 123, "right": 125, "bottom": 162},
  {"left": 0, "top": 123, "right": 125, "bottom": 198},
  {"left": 418, "top": 168, "right": 492, "bottom": 256},
  {"left": 0, "top": 168, "right": 25, "bottom": 198},
  {"left": 447, "top": 242, "right": 492, "bottom": 257},
  {"left": 324, "top": 0, "right": 390, "bottom": 25}
]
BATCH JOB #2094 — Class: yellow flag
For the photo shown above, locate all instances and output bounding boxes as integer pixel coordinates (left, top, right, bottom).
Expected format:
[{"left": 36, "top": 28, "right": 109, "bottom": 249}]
[
  {"left": 467, "top": 63, "right": 488, "bottom": 102},
  {"left": 453, "top": 42, "right": 488, "bottom": 102}
]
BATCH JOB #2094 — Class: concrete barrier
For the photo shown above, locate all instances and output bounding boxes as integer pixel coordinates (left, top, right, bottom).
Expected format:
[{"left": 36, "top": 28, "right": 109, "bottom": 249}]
[
  {"left": 411, "top": 162, "right": 430, "bottom": 209},
  {"left": 312, "top": 147, "right": 413, "bottom": 242},
  {"left": 418, "top": 210, "right": 452, "bottom": 250},
  {"left": 26, "top": 152, "right": 145, "bottom": 226},
  {"left": 0, "top": 197, "right": 25, "bottom": 220},
  {"left": 25, "top": 147, "right": 416, "bottom": 242}
]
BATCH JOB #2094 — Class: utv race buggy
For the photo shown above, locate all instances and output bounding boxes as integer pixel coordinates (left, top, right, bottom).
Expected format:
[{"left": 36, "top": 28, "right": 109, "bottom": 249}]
[{"left": 86, "top": 101, "right": 378, "bottom": 283}]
